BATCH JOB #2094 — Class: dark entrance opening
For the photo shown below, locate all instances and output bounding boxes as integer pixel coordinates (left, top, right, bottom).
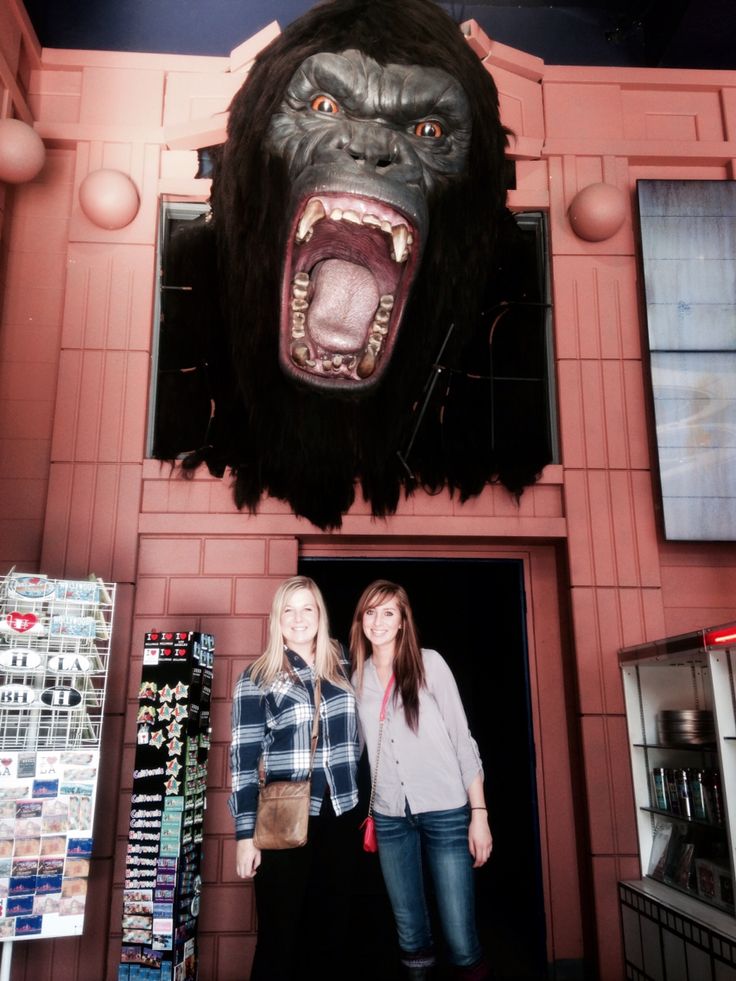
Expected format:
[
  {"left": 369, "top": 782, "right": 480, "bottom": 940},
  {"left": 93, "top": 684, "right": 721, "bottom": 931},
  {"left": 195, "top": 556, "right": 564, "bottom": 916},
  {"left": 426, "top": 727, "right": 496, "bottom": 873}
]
[{"left": 300, "top": 556, "right": 548, "bottom": 980}]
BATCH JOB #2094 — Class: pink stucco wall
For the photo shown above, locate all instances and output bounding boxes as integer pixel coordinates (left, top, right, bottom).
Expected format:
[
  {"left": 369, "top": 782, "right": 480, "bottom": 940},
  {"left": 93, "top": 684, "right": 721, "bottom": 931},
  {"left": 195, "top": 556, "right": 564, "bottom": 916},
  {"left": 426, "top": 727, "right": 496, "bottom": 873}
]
[{"left": 2, "top": 3, "right": 736, "bottom": 978}]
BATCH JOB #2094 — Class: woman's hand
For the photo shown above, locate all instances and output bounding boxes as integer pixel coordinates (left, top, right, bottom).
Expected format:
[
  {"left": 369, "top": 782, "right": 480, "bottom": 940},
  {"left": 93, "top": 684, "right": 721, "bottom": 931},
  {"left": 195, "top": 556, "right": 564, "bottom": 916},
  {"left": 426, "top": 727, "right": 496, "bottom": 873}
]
[
  {"left": 236, "top": 838, "right": 262, "bottom": 878},
  {"left": 468, "top": 810, "right": 493, "bottom": 868}
]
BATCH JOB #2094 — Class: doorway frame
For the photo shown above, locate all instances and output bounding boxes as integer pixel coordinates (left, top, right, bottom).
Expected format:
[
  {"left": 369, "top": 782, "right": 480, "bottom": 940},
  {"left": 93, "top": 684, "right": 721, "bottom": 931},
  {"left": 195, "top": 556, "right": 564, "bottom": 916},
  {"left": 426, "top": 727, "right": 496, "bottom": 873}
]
[{"left": 301, "top": 537, "right": 584, "bottom": 969}]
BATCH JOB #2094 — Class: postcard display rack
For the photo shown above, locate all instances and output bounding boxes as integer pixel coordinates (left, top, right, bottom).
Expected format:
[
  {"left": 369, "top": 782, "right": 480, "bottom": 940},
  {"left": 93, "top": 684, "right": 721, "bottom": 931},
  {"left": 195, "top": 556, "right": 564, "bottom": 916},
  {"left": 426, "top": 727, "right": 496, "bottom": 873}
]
[
  {"left": 0, "top": 571, "right": 115, "bottom": 953},
  {"left": 119, "top": 630, "right": 214, "bottom": 981},
  {"left": 618, "top": 622, "right": 736, "bottom": 980}
]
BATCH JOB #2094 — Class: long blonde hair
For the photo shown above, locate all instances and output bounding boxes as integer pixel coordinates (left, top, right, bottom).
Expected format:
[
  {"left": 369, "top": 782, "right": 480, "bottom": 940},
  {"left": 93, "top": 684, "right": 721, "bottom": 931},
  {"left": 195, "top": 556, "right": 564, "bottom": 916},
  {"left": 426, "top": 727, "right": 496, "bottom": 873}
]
[
  {"left": 250, "top": 576, "right": 349, "bottom": 689},
  {"left": 349, "top": 579, "right": 425, "bottom": 731}
]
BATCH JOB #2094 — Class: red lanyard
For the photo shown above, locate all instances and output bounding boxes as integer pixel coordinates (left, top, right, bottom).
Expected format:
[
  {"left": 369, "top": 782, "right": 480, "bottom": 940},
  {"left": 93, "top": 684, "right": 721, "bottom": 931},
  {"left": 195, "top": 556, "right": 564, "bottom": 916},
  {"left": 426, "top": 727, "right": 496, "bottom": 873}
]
[{"left": 379, "top": 673, "right": 395, "bottom": 721}]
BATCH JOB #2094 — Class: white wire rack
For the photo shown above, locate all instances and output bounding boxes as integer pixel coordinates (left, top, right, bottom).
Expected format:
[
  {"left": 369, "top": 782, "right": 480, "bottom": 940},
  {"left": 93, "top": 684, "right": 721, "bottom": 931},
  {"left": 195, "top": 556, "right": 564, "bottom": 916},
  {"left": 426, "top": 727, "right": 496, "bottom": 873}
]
[{"left": 0, "top": 575, "right": 115, "bottom": 751}]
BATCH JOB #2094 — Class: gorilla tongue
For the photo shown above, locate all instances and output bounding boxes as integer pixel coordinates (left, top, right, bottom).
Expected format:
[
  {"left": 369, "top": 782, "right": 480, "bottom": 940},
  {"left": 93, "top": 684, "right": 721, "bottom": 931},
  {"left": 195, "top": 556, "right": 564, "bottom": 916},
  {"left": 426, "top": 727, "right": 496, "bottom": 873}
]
[{"left": 307, "top": 259, "right": 379, "bottom": 351}]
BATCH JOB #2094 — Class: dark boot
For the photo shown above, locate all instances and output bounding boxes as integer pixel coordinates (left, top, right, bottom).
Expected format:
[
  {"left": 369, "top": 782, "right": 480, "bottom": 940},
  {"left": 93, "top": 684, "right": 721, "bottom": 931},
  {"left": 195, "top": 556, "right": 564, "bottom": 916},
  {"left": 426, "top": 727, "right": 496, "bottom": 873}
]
[
  {"left": 452, "top": 958, "right": 492, "bottom": 981},
  {"left": 400, "top": 948, "right": 436, "bottom": 980}
]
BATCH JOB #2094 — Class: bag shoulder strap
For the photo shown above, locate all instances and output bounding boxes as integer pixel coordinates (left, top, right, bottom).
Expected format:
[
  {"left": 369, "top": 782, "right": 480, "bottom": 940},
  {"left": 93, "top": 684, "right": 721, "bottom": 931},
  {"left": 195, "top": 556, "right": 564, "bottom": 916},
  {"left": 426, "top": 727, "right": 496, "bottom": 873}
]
[{"left": 367, "top": 673, "right": 394, "bottom": 817}]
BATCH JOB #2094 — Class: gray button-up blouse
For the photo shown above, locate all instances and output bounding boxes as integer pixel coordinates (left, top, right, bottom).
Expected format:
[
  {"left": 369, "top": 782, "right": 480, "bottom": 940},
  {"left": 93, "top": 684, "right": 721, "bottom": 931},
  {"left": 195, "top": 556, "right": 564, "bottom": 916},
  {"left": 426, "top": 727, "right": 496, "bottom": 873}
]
[{"left": 355, "top": 648, "right": 483, "bottom": 817}]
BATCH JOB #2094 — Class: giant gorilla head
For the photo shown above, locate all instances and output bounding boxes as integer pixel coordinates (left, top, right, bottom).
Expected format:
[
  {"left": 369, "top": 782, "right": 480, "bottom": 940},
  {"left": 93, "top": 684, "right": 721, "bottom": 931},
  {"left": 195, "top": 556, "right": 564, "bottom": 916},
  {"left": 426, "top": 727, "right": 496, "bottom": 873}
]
[{"left": 156, "top": 0, "right": 552, "bottom": 528}]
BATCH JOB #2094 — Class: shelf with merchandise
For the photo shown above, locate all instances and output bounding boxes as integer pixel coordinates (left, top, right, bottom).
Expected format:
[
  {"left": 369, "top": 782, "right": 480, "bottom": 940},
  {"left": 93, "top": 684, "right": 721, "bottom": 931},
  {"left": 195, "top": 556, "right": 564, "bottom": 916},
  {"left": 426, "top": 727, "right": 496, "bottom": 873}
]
[{"left": 620, "top": 621, "right": 736, "bottom": 921}]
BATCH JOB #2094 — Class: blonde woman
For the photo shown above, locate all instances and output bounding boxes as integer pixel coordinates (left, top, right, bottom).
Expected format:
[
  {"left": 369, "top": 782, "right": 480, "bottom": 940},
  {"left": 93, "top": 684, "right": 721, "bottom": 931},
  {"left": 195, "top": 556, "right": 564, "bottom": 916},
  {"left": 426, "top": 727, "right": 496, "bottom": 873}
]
[{"left": 229, "top": 576, "right": 360, "bottom": 980}]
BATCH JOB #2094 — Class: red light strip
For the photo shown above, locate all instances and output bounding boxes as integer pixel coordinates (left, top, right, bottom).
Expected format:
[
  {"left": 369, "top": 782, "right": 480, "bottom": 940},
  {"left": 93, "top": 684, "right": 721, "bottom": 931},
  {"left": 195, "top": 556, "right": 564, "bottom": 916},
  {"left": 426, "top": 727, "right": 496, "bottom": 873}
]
[{"left": 705, "top": 628, "right": 736, "bottom": 646}]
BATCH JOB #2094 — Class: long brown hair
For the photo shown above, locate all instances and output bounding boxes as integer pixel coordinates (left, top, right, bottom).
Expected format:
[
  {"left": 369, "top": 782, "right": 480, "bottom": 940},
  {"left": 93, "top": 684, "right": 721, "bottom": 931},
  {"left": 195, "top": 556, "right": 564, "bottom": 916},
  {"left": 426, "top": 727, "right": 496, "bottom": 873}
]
[{"left": 350, "top": 580, "right": 425, "bottom": 731}]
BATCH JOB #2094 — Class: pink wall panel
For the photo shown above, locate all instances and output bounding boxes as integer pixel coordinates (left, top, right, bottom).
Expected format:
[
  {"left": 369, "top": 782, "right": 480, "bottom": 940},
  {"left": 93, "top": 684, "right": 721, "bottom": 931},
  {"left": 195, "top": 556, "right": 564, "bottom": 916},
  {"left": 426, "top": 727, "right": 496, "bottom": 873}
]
[
  {"left": 61, "top": 243, "right": 155, "bottom": 351},
  {"left": 491, "top": 64, "right": 545, "bottom": 141},
  {"left": 570, "top": 586, "right": 646, "bottom": 715},
  {"left": 199, "top": 618, "right": 264, "bottom": 685},
  {"left": 0, "top": 516, "right": 41, "bottom": 568},
  {"left": 203, "top": 538, "right": 268, "bottom": 575},
  {"left": 580, "top": 714, "right": 638, "bottom": 861},
  {"left": 68, "top": 142, "right": 160, "bottom": 246},
  {"left": 545, "top": 82, "right": 625, "bottom": 140},
  {"left": 28, "top": 67, "right": 82, "bottom": 124},
  {"left": 591, "top": 855, "right": 639, "bottom": 981},
  {"left": 523, "top": 549, "right": 585, "bottom": 960},
  {"left": 234, "top": 576, "right": 283, "bottom": 615},
  {"left": 40, "top": 462, "right": 143, "bottom": 580},
  {"left": 0, "top": 474, "right": 46, "bottom": 518},
  {"left": 105, "top": 581, "right": 135, "bottom": 715},
  {"left": 661, "top": 562, "right": 736, "bottom": 609},
  {"left": 168, "top": 576, "right": 233, "bottom": 614},
  {"left": 563, "top": 470, "right": 661, "bottom": 589},
  {"left": 267, "top": 537, "right": 299, "bottom": 575},
  {"left": 78, "top": 66, "right": 165, "bottom": 128},
  {"left": 549, "top": 156, "right": 635, "bottom": 258},
  {"left": 0, "top": 146, "right": 74, "bottom": 570},
  {"left": 0, "top": 393, "right": 54, "bottom": 440},
  {"left": 138, "top": 466, "right": 566, "bottom": 539},
  {"left": 5, "top": 246, "right": 66, "bottom": 290},
  {"left": 621, "top": 88, "right": 725, "bottom": 141},
  {"left": 0, "top": 1, "right": 22, "bottom": 75},
  {"left": 51, "top": 350, "right": 150, "bottom": 461},
  {"left": 5, "top": 205, "right": 69, "bottom": 255},
  {"left": 162, "top": 69, "right": 243, "bottom": 127},
  {"left": 212, "top": 933, "right": 257, "bottom": 981},
  {"left": 0, "top": 435, "right": 50, "bottom": 478},
  {"left": 552, "top": 254, "right": 642, "bottom": 361}
]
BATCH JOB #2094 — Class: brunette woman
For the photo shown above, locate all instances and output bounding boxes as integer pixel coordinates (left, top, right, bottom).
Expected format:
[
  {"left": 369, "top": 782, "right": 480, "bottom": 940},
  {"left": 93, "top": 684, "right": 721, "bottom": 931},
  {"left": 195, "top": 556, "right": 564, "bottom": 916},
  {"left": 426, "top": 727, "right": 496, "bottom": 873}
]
[
  {"left": 229, "top": 575, "right": 360, "bottom": 980},
  {"left": 350, "top": 579, "right": 492, "bottom": 981}
]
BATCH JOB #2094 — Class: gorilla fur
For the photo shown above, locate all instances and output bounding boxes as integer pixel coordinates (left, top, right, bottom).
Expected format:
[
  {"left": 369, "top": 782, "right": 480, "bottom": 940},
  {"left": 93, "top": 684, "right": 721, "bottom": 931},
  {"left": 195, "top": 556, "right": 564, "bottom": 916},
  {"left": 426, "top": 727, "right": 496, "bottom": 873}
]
[{"left": 155, "top": 0, "right": 552, "bottom": 529}]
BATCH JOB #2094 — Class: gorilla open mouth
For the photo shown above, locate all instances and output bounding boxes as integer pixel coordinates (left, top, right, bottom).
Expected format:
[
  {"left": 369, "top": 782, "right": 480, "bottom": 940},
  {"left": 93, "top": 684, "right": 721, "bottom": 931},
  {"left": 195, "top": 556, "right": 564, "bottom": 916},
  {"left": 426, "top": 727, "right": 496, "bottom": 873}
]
[{"left": 279, "top": 192, "right": 421, "bottom": 391}]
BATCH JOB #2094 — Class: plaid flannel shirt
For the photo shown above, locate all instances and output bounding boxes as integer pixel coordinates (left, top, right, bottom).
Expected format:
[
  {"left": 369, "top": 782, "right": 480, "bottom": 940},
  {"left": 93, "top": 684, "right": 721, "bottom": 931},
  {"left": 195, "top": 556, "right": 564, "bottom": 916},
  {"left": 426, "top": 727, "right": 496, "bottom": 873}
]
[{"left": 228, "top": 647, "right": 359, "bottom": 840}]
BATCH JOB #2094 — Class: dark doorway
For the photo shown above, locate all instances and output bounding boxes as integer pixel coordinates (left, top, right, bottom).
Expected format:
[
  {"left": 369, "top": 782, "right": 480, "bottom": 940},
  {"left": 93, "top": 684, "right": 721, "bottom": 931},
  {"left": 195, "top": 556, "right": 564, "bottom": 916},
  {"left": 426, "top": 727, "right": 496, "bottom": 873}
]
[{"left": 300, "top": 556, "right": 548, "bottom": 980}]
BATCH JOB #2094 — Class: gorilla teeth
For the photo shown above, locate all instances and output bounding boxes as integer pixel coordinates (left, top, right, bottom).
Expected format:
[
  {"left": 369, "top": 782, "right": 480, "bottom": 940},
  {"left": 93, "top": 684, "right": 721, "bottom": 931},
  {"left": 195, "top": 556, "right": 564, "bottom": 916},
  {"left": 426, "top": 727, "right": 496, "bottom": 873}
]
[
  {"left": 296, "top": 199, "right": 326, "bottom": 243},
  {"left": 288, "top": 257, "right": 397, "bottom": 378},
  {"left": 357, "top": 347, "right": 377, "bottom": 379},
  {"left": 391, "top": 224, "right": 409, "bottom": 263},
  {"left": 295, "top": 198, "right": 413, "bottom": 262},
  {"left": 291, "top": 342, "right": 310, "bottom": 366}
]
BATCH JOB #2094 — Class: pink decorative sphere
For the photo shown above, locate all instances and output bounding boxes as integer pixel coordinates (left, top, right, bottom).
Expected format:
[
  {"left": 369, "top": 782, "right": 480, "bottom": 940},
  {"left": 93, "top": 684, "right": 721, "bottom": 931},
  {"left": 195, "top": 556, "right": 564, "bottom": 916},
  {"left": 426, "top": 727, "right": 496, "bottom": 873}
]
[
  {"left": 568, "top": 182, "right": 628, "bottom": 242},
  {"left": 79, "top": 168, "right": 140, "bottom": 229},
  {"left": 0, "top": 118, "right": 46, "bottom": 184}
]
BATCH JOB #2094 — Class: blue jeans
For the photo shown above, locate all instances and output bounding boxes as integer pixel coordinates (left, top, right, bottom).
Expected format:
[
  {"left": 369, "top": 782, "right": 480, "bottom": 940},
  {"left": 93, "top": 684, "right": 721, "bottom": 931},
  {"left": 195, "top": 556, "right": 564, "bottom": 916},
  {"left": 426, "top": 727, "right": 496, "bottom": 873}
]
[{"left": 373, "top": 804, "right": 483, "bottom": 968}]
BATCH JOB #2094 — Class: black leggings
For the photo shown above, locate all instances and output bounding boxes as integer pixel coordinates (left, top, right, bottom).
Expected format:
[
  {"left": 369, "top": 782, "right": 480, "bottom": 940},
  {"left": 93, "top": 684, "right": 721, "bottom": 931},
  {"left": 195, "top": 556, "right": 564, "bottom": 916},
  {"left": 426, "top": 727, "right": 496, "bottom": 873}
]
[{"left": 250, "top": 797, "right": 360, "bottom": 981}]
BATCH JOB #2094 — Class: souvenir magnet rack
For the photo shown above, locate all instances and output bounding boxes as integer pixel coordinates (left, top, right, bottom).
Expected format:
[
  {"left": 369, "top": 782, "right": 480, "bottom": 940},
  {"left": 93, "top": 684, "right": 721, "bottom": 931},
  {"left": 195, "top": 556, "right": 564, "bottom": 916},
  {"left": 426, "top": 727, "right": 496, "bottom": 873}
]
[{"left": 0, "top": 572, "right": 116, "bottom": 978}]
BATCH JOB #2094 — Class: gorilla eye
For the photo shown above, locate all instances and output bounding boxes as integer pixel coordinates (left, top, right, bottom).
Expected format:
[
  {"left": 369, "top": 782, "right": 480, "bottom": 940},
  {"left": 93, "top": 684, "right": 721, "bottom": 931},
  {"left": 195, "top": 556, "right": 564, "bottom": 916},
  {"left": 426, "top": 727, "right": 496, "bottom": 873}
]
[
  {"left": 310, "top": 94, "right": 340, "bottom": 114},
  {"left": 414, "top": 120, "right": 443, "bottom": 138}
]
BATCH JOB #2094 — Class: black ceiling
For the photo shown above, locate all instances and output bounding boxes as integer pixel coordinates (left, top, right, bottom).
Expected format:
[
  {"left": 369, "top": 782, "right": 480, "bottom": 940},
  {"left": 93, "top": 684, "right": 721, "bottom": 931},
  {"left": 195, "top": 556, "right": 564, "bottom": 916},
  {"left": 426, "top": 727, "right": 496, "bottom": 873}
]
[{"left": 21, "top": 0, "right": 736, "bottom": 70}]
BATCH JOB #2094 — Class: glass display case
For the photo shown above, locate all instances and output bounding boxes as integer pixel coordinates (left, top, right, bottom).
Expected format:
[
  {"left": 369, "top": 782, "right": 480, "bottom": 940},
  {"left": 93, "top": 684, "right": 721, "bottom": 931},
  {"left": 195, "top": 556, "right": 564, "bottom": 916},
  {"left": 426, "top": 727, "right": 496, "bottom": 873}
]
[{"left": 619, "top": 622, "right": 736, "bottom": 916}]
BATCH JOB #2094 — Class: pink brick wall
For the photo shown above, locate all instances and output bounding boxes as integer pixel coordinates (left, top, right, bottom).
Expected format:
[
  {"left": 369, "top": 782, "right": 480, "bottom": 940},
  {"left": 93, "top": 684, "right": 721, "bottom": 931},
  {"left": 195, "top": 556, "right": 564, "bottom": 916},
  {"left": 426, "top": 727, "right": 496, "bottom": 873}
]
[{"left": 2, "top": 8, "right": 736, "bottom": 981}]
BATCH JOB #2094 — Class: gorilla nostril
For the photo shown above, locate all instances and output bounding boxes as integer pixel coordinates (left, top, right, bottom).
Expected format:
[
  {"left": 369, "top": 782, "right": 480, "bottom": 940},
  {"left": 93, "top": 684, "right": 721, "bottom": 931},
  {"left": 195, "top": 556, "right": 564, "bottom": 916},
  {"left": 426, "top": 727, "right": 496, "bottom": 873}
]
[{"left": 376, "top": 158, "right": 392, "bottom": 169}]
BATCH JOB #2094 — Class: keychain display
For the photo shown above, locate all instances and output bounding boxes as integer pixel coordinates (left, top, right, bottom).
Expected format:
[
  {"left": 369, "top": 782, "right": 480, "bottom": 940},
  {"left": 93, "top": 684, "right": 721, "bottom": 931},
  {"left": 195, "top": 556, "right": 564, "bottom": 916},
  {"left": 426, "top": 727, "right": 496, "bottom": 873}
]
[{"left": 119, "top": 631, "right": 214, "bottom": 981}]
